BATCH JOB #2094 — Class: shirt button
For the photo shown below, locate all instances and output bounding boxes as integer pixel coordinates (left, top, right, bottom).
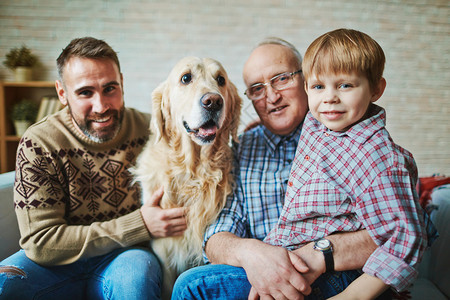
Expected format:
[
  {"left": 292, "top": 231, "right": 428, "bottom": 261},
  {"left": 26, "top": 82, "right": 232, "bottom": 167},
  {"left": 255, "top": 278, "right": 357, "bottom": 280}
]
[
  {"left": 325, "top": 132, "right": 330, "bottom": 137},
  {"left": 305, "top": 155, "right": 310, "bottom": 160},
  {"left": 288, "top": 181, "right": 293, "bottom": 187}
]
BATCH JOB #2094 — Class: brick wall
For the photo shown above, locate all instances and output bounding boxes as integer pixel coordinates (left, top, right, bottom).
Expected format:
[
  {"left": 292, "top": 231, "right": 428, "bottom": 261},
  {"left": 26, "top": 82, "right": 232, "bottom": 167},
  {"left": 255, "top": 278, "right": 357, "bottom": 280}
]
[{"left": 1, "top": 0, "right": 448, "bottom": 176}]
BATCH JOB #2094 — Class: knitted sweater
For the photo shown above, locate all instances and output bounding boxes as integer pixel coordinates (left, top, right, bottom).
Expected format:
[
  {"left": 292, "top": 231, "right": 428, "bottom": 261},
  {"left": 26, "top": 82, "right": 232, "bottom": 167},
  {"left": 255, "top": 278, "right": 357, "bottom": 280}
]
[{"left": 14, "top": 107, "right": 151, "bottom": 266}]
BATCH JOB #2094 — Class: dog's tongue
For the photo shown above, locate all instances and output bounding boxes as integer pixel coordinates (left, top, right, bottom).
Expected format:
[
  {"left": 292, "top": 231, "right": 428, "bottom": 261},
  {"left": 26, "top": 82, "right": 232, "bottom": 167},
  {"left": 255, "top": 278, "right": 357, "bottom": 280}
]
[{"left": 199, "top": 126, "right": 217, "bottom": 136}]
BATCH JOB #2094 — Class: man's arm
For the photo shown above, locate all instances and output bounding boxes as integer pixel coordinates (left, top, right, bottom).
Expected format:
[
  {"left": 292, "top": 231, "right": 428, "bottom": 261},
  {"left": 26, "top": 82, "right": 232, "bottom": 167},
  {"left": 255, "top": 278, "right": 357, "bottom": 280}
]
[
  {"left": 206, "top": 232, "right": 311, "bottom": 299},
  {"left": 292, "top": 230, "right": 377, "bottom": 284},
  {"left": 206, "top": 230, "right": 377, "bottom": 299},
  {"left": 16, "top": 186, "right": 186, "bottom": 266}
]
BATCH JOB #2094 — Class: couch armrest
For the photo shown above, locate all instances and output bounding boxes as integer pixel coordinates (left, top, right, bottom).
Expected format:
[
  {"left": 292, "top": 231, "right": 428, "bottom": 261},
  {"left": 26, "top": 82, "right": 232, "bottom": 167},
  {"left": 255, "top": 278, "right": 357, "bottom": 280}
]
[
  {"left": 0, "top": 171, "right": 20, "bottom": 261},
  {"left": 427, "top": 186, "right": 450, "bottom": 297},
  {"left": 412, "top": 185, "right": 450, "bottom": 299}
]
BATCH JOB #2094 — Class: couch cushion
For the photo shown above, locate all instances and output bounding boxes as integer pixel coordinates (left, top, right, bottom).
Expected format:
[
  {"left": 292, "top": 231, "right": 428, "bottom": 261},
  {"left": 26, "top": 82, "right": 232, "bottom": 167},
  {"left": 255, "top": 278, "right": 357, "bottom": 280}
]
[
  {"left": 410, "top": 278, "right": 447, "bottom": 300},
  {"left": 427, "top": 185, "right": 450, "bottom": 297},
  {"left": 0, "top": 171, "right": 20, "bottom": 261}
]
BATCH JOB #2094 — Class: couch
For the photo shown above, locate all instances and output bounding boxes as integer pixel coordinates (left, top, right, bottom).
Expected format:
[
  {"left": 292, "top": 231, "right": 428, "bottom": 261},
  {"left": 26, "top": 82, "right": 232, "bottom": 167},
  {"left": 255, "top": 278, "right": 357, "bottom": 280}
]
[
  {"left": 0, "top": 171, "right": 20, "bottom": 260},
  {"left": 409, "top": 184, "right": 450, "bottom": 299},
  {"left": 0, "top": 171, "right": 449, "bottom": 298}
]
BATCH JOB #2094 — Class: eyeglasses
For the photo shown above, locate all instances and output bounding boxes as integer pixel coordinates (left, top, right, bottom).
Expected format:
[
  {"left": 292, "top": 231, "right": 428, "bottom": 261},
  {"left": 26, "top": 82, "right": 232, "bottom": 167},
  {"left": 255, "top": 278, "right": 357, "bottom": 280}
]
[{"left": 244, "top": 70, "right": 302, "bottom": 101}]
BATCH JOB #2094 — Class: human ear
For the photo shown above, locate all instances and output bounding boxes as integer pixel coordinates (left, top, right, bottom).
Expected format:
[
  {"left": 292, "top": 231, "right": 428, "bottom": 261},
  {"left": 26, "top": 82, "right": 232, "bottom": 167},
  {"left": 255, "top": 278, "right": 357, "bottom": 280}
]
[
  {"left": 304, "top": 81, "right": 309, "bottom": 95},
  {"left": 371, "top": 77, "right": 386, "bottom": 102},
  {"left": 55, "top": 80, "right": 68, "bottom": 106},
  {"left": 120, "top": 73, "right": 124, "bottom": 95}
]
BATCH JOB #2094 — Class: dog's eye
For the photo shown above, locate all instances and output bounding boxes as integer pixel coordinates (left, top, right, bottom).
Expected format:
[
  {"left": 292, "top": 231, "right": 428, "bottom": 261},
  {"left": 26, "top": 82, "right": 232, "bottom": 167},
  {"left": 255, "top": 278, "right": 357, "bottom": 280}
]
[
  {"left": 181, "top": 73, "right": 192, "bottom": 85},
  {"left": 217, "top": 75, "right": 226, "bottom": 86}
]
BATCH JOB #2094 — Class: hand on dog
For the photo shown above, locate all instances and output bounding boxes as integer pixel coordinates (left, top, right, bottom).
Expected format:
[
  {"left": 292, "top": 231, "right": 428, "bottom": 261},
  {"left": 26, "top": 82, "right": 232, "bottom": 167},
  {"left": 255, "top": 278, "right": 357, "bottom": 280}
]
[{"left": 140, "top": 187, "right": 187, "bottom": 238}]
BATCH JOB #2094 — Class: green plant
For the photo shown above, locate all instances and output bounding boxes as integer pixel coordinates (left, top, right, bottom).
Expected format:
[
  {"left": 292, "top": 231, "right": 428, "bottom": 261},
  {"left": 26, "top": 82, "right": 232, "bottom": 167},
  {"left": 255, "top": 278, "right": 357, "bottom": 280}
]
[
  {"left": 11, "top": 100, "right": 38, "bottom": 122},
  {"left": 3, "top": 46, "right": 38, "bottom": 70}
]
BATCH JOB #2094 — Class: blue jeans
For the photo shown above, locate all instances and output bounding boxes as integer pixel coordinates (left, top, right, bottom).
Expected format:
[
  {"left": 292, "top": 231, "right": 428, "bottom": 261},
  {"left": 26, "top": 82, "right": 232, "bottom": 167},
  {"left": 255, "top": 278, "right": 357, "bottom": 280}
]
[
  {"left": 172, "top": 264, "right": 363, "bottom": 300},
  {"left": 0, "top": 247, "right": 162, "bottom": 300}
]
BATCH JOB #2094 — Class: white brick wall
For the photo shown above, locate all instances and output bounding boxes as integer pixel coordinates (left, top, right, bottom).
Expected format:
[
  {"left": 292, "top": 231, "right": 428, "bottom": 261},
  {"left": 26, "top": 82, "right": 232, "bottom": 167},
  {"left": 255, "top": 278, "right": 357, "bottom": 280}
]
[{"left": 1, "top": 0, "right": 448, "bottom": 176}]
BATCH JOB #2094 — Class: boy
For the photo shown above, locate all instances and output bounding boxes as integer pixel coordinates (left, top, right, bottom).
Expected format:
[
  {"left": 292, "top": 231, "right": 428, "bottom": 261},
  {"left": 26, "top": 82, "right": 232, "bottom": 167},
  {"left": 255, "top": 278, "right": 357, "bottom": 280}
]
[{"left": 264, "top": 28, "right": 427, "bottom": 299}]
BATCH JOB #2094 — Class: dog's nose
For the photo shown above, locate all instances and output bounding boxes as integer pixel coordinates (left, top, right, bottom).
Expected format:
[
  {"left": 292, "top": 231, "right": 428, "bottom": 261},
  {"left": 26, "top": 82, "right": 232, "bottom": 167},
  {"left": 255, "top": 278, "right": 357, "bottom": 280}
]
[{"left": 201, "top": 93, "right": 223, "bottom": 112}]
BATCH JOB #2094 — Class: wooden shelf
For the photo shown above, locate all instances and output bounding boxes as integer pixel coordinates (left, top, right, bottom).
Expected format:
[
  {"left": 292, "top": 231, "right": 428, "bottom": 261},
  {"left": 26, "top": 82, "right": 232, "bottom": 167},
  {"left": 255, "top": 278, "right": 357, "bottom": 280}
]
[
  {"left": 4, "top": 136, "right": 21, "bottom": 141},
  {"left": 2, "top": 81, "right": 55, "bottom": 88},
  {"left": 0, "top": 81, "right": 57, "bottom": 173}
]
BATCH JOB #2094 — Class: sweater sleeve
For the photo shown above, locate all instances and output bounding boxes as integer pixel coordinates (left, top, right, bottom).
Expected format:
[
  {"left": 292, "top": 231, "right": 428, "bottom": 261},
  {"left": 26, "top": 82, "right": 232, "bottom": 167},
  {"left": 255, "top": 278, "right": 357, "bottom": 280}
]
[{"left": 15, "top": 206, "right": 150, "bottom": 266}]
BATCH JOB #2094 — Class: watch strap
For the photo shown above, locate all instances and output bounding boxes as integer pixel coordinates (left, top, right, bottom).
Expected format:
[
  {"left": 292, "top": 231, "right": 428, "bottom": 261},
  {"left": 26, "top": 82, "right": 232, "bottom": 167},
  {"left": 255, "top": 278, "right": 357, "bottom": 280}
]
[{"left": 322, "top": 248, "right": 334, "bottom": 273}]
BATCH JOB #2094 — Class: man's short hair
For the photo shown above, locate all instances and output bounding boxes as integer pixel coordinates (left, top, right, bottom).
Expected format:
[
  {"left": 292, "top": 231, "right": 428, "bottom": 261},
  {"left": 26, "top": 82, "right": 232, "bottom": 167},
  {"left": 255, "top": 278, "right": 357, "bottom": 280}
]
[
  {"left": 257, "top": 37, "right": 303, "bottom": 68},
  {"left": 56, "top": 37, "right": 121, "bottom": 80},
  {"left": 302, "top": 28, "right": 385, "bottom": 91}
]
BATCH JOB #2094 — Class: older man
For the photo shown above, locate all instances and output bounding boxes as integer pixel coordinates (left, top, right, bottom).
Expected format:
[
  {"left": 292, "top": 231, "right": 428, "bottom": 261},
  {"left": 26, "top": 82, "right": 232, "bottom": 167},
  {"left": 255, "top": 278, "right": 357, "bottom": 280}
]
[{"left": 172, "top": 38, "right": 377, "bottom": 300}]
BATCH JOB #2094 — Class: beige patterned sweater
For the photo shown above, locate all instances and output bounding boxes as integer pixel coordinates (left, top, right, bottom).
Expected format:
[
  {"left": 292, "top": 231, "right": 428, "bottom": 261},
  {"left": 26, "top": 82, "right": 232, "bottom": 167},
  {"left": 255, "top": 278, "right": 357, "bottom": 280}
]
[{"left": 14, "top": 106, "right": 151, "bottom": 266}]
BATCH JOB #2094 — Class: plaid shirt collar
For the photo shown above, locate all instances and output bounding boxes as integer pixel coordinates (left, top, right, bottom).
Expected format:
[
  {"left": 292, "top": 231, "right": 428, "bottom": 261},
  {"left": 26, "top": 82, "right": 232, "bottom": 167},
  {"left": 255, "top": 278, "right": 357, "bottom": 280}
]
[
  {"left": 313, "top": 104, "right": 386, "bottom": 144},
  {"left": 262, "top": 121, "right": 303, "bottom": 156}
]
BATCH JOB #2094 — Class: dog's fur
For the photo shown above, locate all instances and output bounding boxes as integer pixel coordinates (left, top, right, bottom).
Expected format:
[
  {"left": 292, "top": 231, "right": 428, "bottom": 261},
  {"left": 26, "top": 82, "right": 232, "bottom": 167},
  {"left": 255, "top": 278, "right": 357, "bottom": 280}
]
[{"left": 133, "top": 57, "right": 242, "bottom": 297}]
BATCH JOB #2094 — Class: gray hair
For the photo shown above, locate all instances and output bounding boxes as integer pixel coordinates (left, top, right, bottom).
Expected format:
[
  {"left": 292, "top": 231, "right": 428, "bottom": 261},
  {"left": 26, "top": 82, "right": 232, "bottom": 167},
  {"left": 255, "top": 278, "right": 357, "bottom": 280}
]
[{"left": 257, "top": 37, "right": 302, "bottom": 67}]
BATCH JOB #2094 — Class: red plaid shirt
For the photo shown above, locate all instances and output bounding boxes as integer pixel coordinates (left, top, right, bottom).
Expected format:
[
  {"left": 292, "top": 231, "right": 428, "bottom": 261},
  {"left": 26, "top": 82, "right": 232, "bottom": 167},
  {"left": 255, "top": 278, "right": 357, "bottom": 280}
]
[{"left": 264, "top": 105, "right": 427, "bottom": 292}]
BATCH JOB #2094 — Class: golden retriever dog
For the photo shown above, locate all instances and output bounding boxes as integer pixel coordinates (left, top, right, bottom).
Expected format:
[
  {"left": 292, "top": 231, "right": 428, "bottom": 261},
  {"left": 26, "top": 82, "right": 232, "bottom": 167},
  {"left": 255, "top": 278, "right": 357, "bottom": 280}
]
[{"left": 133, "top": 56, "right": 242, "bottom": 298}]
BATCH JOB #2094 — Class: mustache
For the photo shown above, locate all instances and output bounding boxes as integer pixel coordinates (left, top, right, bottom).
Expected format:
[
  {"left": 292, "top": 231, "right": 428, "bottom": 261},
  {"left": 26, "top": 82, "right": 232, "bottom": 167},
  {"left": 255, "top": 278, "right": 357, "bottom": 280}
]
[{"left": 86, "top": 110, "right": 118, "bottom": 121}]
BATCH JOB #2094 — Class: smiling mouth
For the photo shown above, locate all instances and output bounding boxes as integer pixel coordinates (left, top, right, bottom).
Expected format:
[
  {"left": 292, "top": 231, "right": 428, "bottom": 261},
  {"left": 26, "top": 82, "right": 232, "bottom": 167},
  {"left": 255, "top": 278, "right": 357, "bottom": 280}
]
[
  {"left": 88, "top": 111, "right": 116, "bottom": 124},
  {"left": 321, "top": 111, "right": 345, "bottom": 120},
  {"left": 322, "top": 111, "right": 344, "bottom": 115},
  {"left": 92, "top": 116, "right": 112, "bottom": 123},
  {"left": 183, "top": 120, "right": 218, "bottom": 143},
  {"left": 269, "top": 105, "right": 287, "bottom": 113}
]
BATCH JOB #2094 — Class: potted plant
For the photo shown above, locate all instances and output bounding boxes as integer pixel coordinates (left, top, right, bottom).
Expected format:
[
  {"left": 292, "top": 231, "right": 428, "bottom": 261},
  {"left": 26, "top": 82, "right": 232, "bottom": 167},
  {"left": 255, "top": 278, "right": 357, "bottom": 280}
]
[
  {"left": 11, "top": 99, "right": 38, "bottom": 136},
  {"left": 3, "top": 46, "right": 38, "bottom": 82}
]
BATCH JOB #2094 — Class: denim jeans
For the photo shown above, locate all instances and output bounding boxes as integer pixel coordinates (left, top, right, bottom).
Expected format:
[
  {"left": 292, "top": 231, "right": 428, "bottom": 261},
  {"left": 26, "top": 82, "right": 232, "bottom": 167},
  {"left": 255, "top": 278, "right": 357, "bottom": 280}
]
[
  {"left": 172, "top": 264, "right": 391, "bottom": 300},
  {"left": 0, "top": 247, "right": 162, "bottom": 300}
]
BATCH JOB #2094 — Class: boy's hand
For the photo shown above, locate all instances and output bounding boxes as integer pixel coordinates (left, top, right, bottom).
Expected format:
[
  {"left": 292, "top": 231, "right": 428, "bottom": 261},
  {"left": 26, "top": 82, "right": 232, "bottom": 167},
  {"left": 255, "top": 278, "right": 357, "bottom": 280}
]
[{"left": 140, "top": 187, "right": 187, "bottom": 238}]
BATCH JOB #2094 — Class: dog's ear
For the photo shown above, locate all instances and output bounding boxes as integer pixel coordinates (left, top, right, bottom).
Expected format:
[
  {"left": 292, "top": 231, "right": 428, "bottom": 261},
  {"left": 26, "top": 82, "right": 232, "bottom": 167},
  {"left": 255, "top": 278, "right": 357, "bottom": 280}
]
[
  {"left": 227, "top": 81, "right": 243, "bottom": 143},
  {"left": 151, "top": 80, "right": 168, "bottom": 143}
]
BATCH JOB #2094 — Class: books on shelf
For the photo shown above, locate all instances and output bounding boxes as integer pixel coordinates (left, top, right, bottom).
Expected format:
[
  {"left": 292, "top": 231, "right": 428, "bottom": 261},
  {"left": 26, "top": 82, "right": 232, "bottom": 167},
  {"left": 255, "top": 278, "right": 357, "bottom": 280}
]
[{"left": 36, "top": 96, "right": 62, "bottom": 122}]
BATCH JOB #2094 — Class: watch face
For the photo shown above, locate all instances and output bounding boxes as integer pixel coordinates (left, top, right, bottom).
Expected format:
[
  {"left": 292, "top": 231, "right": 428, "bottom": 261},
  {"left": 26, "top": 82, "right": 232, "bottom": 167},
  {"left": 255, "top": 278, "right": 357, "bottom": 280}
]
[{"left": 316, "top": 239, "right": 330, "bottom": 249}]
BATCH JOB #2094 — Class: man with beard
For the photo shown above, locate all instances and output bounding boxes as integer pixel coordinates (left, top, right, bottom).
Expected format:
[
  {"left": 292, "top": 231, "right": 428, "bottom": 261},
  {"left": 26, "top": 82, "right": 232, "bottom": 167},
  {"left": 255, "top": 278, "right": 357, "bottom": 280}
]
[{"left": 0, "top": 37, "right": 186, "bottom": 299}]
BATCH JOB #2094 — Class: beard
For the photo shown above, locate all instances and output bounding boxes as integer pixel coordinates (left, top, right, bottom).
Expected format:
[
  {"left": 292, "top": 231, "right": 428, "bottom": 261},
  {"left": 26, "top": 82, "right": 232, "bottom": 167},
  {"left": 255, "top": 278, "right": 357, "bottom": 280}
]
[{"left": 68, "top": 104, "right": 125, "bottom": 143}]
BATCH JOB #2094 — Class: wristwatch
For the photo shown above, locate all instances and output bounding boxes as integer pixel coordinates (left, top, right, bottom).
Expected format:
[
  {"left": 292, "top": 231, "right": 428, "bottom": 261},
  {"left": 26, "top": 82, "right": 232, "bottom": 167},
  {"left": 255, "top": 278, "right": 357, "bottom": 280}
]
[{"left": 313, "top": 238, "right": 334, "bottom": 273}]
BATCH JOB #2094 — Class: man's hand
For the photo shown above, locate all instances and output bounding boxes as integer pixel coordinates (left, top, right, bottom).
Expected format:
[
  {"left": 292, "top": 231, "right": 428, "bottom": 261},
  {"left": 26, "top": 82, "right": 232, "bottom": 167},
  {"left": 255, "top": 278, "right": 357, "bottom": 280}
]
[
  {"left": 291, "top": 242, "right": 326, "bottom": 285},
  {"left": 242, "top": 240, "right": 311, "bottom": 300},
  {"left": 140, "top": 187, "right": 187, "bottom": 238}
]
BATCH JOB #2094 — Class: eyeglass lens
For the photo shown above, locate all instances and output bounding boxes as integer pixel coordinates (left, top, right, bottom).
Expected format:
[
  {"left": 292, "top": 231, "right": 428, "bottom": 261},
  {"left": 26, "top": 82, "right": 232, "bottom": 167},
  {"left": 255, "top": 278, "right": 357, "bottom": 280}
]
[{"left": 246, "top": 71, "right": 297, "bottom": 100}]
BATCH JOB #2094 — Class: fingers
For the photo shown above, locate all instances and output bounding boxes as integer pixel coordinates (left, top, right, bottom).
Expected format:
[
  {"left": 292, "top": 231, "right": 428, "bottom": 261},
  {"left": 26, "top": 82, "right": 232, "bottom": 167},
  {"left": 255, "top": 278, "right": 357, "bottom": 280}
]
[
  {"left": 161, "top": 221, "right": 187, "bottom": 237},
  {"left": 264, "top": 281, "right": 303, "bottom": 300},
  {"left": 140, "top": 187, "right": 189, "bottom": 238},
  {"left": 287, "top": 252, "right": 311, "bottom": 295},
  {"left": 155, "top": 210, "right": 187, "bottom": 237},
  {"left": 244, "top": 243, "right": 308, "bottom": 300},
  {"left": 166, "top": 213, "right": 188, "bottom": 236},
  {"left": 144, "top": 186, "right": 164, "bottom": 207},
  {"left": 288, "top": 251, "right": 309, "bottom": 274},
  {"left": 146, "top": 215, "right": 187, "bottom": 238},
  {"left": 248, "top": 287, "right": 259, "bottom": 300},
  {"left": 249, "top": 287, "right": 278, "bottom": 300},
  {"left": 164, "top": 206, "right": 187, "bottom": 219},
  {"left": 169, "top": 225, "right": 187, "bottom": 236}
]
